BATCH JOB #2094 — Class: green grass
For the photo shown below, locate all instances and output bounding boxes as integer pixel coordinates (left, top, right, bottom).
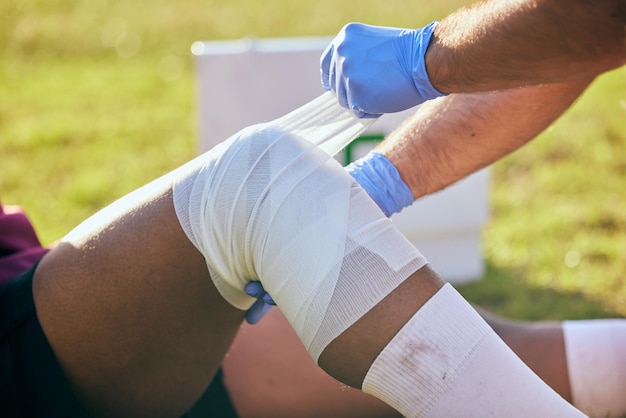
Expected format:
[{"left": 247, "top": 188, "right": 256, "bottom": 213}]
[
  {"left": 465, "top": 70, "right": 626, "bottom": 319},
  {"left": 1, "top": 0, "right": 624, "bottom": 319}
]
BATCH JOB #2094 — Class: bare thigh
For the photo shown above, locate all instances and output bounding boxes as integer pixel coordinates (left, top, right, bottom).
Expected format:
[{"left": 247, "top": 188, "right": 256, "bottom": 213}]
[{"left": 33, "top": 188, "right": 245, "bottom": 418}]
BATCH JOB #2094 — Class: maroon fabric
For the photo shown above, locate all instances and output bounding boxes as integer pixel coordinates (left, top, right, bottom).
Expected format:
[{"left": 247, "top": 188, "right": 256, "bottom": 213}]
[{"left": 0, "top": 202, "right": 49, "bottom": 285}]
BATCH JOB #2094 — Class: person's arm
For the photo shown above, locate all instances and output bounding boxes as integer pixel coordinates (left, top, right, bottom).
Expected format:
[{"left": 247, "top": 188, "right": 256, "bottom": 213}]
[
  {"left": 320, "top": 0, "right": 624, "bottom": 117},
  {"left": 348, "top": 78, "right": 591, "bottom": 213},
  {"left": 32, "top": 106, "right": 585, "bottom": 416},
  {"left": 378, "top": 79, "right": 592, "bottom": 199},
  {"left": 427, "top": 0, "right": 626, "bottom": 94}
]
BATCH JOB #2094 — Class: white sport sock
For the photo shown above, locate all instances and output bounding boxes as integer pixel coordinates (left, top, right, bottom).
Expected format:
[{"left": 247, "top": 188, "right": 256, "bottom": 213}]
[
  {"left": 564, "top": 319, "right": 626, "bottom": 417},
  {"left": 364, "top": 284, "right": 586, "bottom": 417}
]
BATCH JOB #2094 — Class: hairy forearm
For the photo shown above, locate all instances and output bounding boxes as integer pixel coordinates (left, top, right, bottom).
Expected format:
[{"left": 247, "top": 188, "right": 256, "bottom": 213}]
[
  {"left": 377, "top": 78, "right": 591, "bottom": 198},
  {"left": 426, "top": 0, "right": 625, "bottom": 93}
]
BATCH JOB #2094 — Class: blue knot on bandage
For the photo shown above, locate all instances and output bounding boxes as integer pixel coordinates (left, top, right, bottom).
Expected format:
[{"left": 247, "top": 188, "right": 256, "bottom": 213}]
[
  {"left": 346, "top": 151, "right": 414, "bottom": 217},
  {"left": 244, "top": 281, "right": 276, "bottom": 324}
]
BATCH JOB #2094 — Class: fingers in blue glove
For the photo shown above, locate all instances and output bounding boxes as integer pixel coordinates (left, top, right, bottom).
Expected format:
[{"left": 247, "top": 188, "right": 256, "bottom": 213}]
[
  {"left": 320, "top": 21, "right": 445, "bottom": 117},
  {"left": 244, "top": 281, "right": 276, "bottom": 324}
]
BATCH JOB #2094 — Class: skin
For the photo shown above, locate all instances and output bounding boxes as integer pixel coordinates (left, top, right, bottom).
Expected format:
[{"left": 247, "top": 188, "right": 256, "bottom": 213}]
[
  {"left": 354, "top": 0, "right": 622, "bottom": 407},
  {"left": 31, "top": 171, "right": 444, "bottom": 417},
  {"left": 29, "top": 2, "right": 624, "bottom": 414},
  {"left": 425, "top": 0, "right": 626, "bottom": 94},
  {"left": 369, "top": 79, "right": 596, "bottom": 408},
  {"left": 218, "top": 80, "right": 593, "bottom": 415},
  {"left": 223, "top": 307, "right": 401, "bottom": 418},
  {"left": 33, "top": 187, "right": 245, "bottom": 417},
  {"left": 31, "top": 69, "right": 597, "bottom": 418},
  {"left": 220, "top": 306, "right": 571, "bottom": 418},
  {"left": 378, "top": 79, "right": 593, "bottom": 198}
]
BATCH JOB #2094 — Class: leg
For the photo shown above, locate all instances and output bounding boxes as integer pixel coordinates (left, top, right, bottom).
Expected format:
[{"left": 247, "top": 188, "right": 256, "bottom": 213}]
[
  {"left": 173, "top": 120, "right": 584, "bottom": 416},
  {"left": 482, "top": 309, "right": 626, "bottom": 418},
  {"left": 33, "top": 185, "right": 244, "bottom": 417},
  {"left": 320, "top": 270, "right": 584, "bottom": 417},
  {"left": 29, "top": 103, "right": 584, "bottom": 416},
  {"left": 223, "top": 307, "right": 401, "bottom": 418},
  {"left": 477, "top": 308, "right": 572, "bottom": 402}
]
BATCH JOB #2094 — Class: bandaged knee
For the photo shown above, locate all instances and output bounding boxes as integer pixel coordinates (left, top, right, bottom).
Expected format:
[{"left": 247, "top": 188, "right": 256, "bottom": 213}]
[
  {"left": 173, "top": 93, "right": 426, "bottom": 361},
  {"left": 363, "top": 284, "right": 585, "bottom": 417},
  {"left": 563, "top": 319, "right": 626, "bottom": 417}
]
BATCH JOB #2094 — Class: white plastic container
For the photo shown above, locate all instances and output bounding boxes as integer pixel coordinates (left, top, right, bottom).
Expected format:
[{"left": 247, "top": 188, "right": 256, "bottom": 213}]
[{"left": 192, "top": 37, "right": 489, "bottom": 283}]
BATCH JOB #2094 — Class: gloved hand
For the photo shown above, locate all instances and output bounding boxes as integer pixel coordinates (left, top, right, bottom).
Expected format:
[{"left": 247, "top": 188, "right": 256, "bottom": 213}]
[
  {"left": 346, "top": 151, "right": 414, "bottom": 217},
  {"left": 321, "top": 21, "right": 444, "bottom": 118},
  {"left": 245, "top": 281, "right": 276, "bottom": 324}
]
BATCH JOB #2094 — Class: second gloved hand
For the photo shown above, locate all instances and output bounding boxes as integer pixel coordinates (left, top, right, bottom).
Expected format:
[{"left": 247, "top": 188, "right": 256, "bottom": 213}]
[
  {"left": 346, "top": 151, "right": 414, "bottom": 217},
  {"left": 321, "top": 22, "right": 444, "bottom": 118}
]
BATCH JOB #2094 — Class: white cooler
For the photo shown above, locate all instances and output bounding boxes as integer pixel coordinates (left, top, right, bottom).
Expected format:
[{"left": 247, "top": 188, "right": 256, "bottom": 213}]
[{"left": 192, "top": 37, "right": 489, "bottom": 283}]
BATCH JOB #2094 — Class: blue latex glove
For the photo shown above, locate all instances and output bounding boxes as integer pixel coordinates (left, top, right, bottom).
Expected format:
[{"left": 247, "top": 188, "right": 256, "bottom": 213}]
[
  {"left": 346, "top": 151, "right": 414, "bottom": 217},
  {"left": 244, "top": 281, "right": 276, "bottom": 324},
  {"left": 321, "top": 21, "right": 444, "bottom": 118}
]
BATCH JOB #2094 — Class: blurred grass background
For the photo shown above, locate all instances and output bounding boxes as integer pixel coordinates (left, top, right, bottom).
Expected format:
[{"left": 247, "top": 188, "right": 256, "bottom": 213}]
[{"left": 1, "top": 0, "right": 624, "bottom": 320}]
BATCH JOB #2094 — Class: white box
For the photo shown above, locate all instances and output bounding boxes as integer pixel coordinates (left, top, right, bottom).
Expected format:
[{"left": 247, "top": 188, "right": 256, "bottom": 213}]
[{"left": 192, "top": 37, "right": 489, "bottom": 283}]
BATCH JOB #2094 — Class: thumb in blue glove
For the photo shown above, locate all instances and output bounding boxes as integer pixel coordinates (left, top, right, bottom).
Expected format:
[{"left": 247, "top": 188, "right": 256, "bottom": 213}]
[
  {"left": 321, "top": 21, "right": 445, "bottom": 118},
  {"left": 346, "top": 151, "right": 414, "bottom": 217},
  {"left": 244, "top": 281, "right": 276, "bottom": 324}
]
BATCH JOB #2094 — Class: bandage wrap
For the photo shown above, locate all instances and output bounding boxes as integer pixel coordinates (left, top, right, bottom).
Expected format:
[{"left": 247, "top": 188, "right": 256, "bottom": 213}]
[{"left": 173, "top": 93, "right": 427, "bottom": 361}]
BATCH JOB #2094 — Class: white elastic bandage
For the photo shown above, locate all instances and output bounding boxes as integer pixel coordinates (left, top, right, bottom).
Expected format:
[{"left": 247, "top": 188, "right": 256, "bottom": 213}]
[
  {"left": 563, "top": 319, "right": 626, "bottom": 417},
  {"left": 363, "top": 284, "right": 585, "bottom": 418},
  {"left": 173, "top": 93, "right": 427, "bottom": 361}
]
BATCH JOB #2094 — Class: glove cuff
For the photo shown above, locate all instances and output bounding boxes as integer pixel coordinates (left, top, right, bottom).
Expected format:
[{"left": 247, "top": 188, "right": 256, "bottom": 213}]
[
  {"left": 346, "top": 151, "right": 414, "bottom": 217},
  {"left": 412, "top": 21, "right": 446, "bottom": 101}
]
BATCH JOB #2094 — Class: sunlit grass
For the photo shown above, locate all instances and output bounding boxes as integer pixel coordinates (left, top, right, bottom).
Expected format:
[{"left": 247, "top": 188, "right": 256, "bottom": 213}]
[
  {"left": 459, "top": 69, "right": 626, "bottom": 318},
  {"left": 1, "top": 0, "right": 624, "bottom": 320}
]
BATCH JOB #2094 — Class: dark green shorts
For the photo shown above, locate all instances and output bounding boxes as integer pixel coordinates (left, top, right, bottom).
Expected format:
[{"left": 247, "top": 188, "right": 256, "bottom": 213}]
[
  {"left": 0, "top": 263, "right": 89, "bottom": 417},
  {"left": 0, "top": 264, "right": 238, "bottom": 418}
]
